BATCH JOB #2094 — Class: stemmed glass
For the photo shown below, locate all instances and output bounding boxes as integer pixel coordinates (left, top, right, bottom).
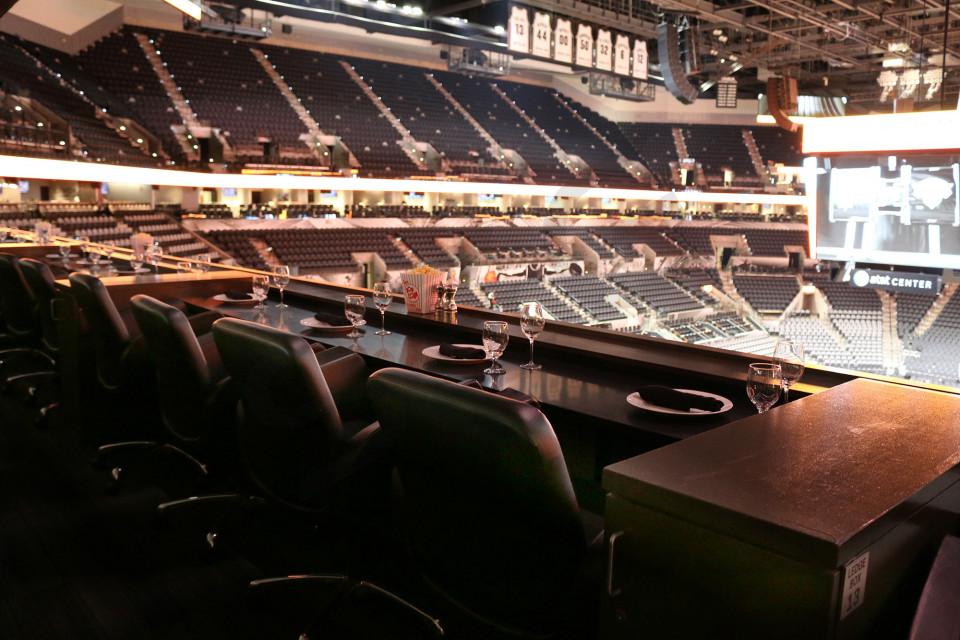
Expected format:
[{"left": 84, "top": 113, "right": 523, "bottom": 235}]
[
  {"left": 746, "top": 363, "right": 782, "bottom": 414},
  {"left": 146, "top": 242, "right": 161, "bottom": 274},
  {"left": 344, "top": 294, "right": 367, "bottom": 339},
  {"left": 251, "top": 275, "right": 269, "bottom": 311},
  {"left": 372, "top": 282, "right": 392, "bottom": 336},
  {"left": 773, "top": 339, "right": 805, "bottom": 402},
  {"left": 272, "top": 265, "right": 291, "bottom": 308},
  {"left": 519, "top": 302, "right": 545, "bottom": 370},
  {"left": 482, "top": 320, "right": 509, "bottom": 375},
  {"left": 58, "top": 243, "right": 72, "bottom": 263},
  {"left": 77, "top": 236, "right": 91, "bottom": 263},
  {"left": 129, "top": 250, "right": 145, "bottom": 273}
]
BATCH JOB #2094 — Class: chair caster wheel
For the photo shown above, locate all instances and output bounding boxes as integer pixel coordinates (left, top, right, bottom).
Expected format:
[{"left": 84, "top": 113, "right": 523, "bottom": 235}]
[
  {"left": 105, "top": 467, "right": 123, "bottom": 494},
  {"left": 205, "top": 531, "right": 218, "bottom": 550}
]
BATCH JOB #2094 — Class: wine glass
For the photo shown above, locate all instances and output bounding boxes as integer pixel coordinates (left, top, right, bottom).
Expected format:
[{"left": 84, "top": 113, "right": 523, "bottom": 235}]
[
  {"left": 773, "top": 339, "right": 805, "bottom": 401},
  {"left": 58, "top": 243, "right": 72, "bottom": 263},
  {"left": 77, "top": 236, "right": 91, "bottom": 262},
  {"left": 519, "top": 301, "right": 545, "bottom": 370},
  {"left": 251, "top": 275, "right": 269, "bottom": 310},
  {"left": 746, "top": 363, "right": 782, "bottom": 414},
  {"left": 129, "top": 250, "right": 145, "bottom": 273},
  {"left": 344, "top": 294, "right": 367, "bottom": 339},
  {"left": 372, "top": 282, "right": 392, "bottom": 336},
  {"left": 146, "top": 242, "right": 161, "bottom": 274},
  {"left": 482, "top": 320, "right": 509, "bottom": 375},
  {"left": 272, "top": 265, "right": 291, "bottom": 308}
]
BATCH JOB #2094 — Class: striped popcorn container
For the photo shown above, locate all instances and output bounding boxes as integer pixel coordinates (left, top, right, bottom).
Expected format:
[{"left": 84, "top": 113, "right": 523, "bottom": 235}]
[{"left": 401, "top": 266, "right": 444, "bottom": 314}]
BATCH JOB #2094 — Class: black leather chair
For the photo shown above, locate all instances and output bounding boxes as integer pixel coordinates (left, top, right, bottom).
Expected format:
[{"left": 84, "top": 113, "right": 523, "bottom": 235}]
[
  {"left": 130, "top": 294, "right": 238, "bottom": 506},
  {"left": 212, "top": 317, "right": 442, "bottom": 636},
  {"left": 68, "top": 273, "right": 206, "bottom": 484},
  {"left": 16, "top": 258, "right": 63, "bottom": 421},
  {"left": 0, "top": 253, "right": 55, "bottom": 384},
  {"left": 368, "top": 367, "right": 594, "bottom": 638}
]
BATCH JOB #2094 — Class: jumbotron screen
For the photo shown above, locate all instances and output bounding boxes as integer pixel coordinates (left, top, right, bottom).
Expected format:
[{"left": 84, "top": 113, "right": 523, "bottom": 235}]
[{"left": 815, "top": 155, "right": 960, "bottom": 269}]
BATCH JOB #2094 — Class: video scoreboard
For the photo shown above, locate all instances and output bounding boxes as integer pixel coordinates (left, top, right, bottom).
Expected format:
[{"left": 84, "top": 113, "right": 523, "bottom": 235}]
[{"left": 507, "top": 3, "right": 648, "bottom": 80}]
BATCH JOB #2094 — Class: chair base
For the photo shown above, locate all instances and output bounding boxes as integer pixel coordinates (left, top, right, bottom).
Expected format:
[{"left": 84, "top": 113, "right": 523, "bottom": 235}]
[
  {"left": 94, "top": 441, "right": 210, "bottom": 492},
  {"left": 249, "top": 574, "right": 445, "bottom": 638}
]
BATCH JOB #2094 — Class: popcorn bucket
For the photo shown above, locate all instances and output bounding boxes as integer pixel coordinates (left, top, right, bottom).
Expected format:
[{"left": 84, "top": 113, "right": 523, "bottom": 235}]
[
  {"left": 131, "top": 232, "right": 154, "bottom": 255},
  {"left": 401, "top": 268, "right": 444, "bottom": 314}
]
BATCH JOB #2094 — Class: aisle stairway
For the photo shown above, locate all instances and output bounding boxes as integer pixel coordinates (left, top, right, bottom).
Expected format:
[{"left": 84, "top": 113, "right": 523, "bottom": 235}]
[
  {"left": 339, "top": 61, "right": 429, "bottom": 172},
  {"left": 134, "top": 32, "right": 201, "bottom": 162},
  {"left": 916, "top": 283, "right": 958, "bottom": 336},
  {"left": 251, "top": 47, "right": 328, "bottom": 163},
  {"left": 489, "top": 83, "right": 586, "bottom": 183},
  {"left": 552, "top": 94, "right": 648, "bottom": 186},
  {"left": 719, "top": 269, "right": 755, "bottom": 317},
  {"left": 425, "top": 73, "right": 518, "bottom": 179},
  {"left": 672, "top": 127, "right": 689, "bottom": 159},
  {"left": 880, "top": 290, "right": 903, "bottom": 373},
  {"left": 542, "top": 279, "right": 593, "bottom": 323},
  {"left": 742, "top": 129, "right": 768, "bottom": 181}
]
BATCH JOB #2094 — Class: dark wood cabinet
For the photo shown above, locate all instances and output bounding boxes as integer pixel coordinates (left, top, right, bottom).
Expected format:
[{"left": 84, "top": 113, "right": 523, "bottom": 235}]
[{"left": 601, "top": 379, "right": 960, "bottom": 639}]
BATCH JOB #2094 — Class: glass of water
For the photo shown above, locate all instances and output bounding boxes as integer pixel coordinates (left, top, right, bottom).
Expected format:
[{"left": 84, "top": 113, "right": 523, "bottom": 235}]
[
  {"left": 372, "top": 282, "right": 392, "bottom": 336},
  {"left": 129, "top": 251, "right": 145, "bottom": 273},
  {"left": 251, "top": 275, "right": 269, "bottom": 310},
  {"left": 146, "top": 242, "right": 161, "bottom": 273},
  {"left": 773, "top": 339, "right": 805, "bottom": 401},
  {"left": 344, "top": 294, "right": 366, "bottom": 339},
  {"left": 746, "top": 363, "right": 782, "bottom": 414},
  {"left": 483, "top": 320, "right": 509, "bottom": 375}
]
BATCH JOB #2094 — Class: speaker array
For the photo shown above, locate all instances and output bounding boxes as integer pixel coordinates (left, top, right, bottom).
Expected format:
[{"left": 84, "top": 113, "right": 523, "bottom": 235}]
[
  {"left": 657, "top": 21, "right": 699, "bottom": 105},
  {"left": 766, "top": 76, "right": 800, "bottom": 132}
]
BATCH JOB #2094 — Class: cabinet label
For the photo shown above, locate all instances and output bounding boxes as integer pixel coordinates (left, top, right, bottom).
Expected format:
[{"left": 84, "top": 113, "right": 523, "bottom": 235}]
[{"left": 841, "top": 552, "right": 869, "bottom": 619}]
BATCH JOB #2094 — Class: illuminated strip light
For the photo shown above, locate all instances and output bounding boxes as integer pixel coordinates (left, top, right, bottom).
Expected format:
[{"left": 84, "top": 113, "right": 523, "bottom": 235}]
[
  {"left": 163, "top": 0, "right": 203, "bottom": 21},
  {"left": 755, "top": 115, "right": 818, "bottom": 126},
  {"left": 803, "top": 156, "right": 819, "bottom": 259},
  {"left": 0, "top": 155, "right": 808, "bottom": 206},
  {"left": 803, "top": 111, "right": 960, "bottom": 155}
]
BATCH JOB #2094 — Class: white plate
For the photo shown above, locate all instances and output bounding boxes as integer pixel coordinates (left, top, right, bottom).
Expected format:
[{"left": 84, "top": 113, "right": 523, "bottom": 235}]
[
  {"left": 422, "top": 343, "right": 489, "bottom": 364},
  {"left": 626, "top": 388, "right": 733, "bottom": 416},
  {"left": 46, "top": 253, "right": 79, "bottom": 259},
  {"left": 299, "top": 317, "right": 355, "bottom": 333}
]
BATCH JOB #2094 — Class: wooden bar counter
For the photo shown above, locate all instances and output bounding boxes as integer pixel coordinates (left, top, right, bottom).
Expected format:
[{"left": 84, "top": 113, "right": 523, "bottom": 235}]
[{"left": 601, "top": 378, "right": 960, "bottom": 639}]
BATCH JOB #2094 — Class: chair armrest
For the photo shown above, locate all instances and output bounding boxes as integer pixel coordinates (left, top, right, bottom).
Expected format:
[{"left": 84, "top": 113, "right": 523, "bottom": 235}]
[
  {"left": 315, "top": 347, "right": 370, "bottom": 421},
  {"left": 188, "top": 310, "right": 222, "bottom": 336}
]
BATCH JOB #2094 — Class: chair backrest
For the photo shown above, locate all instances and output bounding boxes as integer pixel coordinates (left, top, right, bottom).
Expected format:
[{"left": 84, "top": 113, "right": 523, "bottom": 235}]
[
  {"left": 212, "top": 317, "right": 347, "bottom": 510},
  {"left": 0, "top": 253, "right": 37, "bottom": 338},
  {"left": 367, "top": 367, "right": 586, "bottom": 634},
  {"left": 19, "top": 258, "right": 59, "bottom": 353},
  {"left": 68, "top": 273, "right": 131, "bottom": 390},
  {"left": 130, "top": 294, "right": 214, "bottom": 442}
]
